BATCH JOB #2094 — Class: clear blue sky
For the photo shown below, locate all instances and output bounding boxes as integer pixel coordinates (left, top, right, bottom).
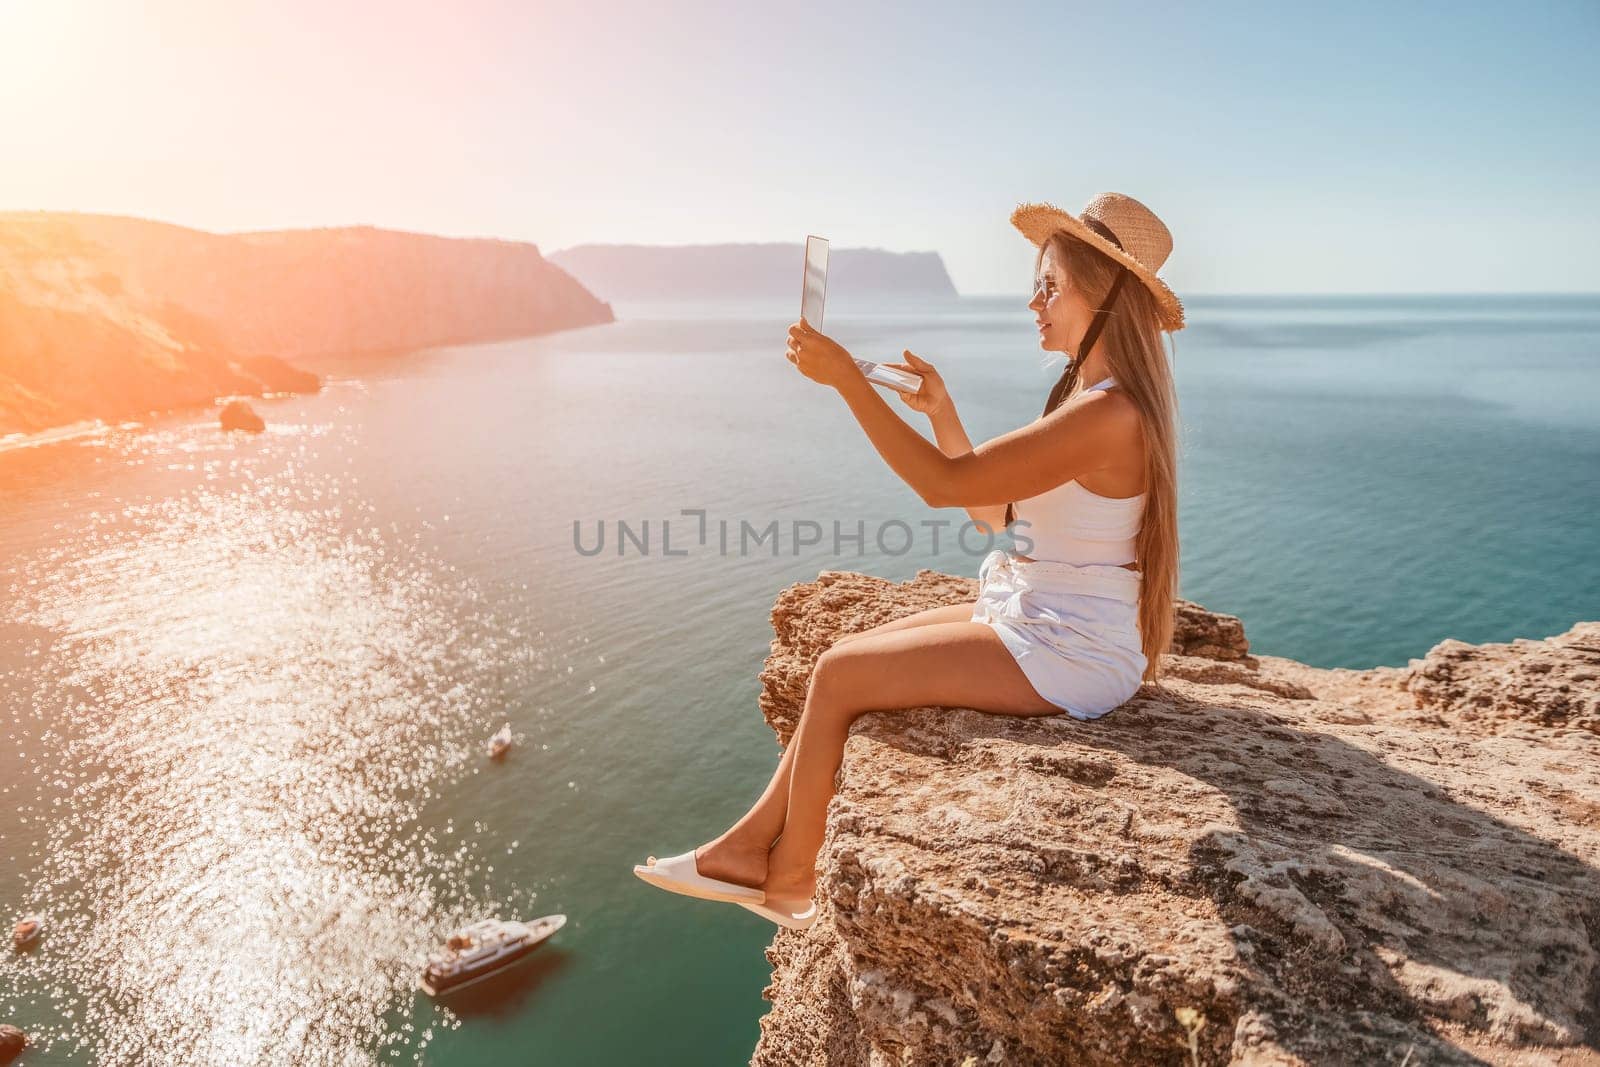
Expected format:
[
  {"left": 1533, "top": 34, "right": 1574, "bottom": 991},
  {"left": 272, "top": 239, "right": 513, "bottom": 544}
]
[{"left": 2, "top": 0, "right": 1596, "bottom": 294}]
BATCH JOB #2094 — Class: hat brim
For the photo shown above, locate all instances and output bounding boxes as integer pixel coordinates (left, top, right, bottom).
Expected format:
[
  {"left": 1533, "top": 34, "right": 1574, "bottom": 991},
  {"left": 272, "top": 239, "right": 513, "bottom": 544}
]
[{"left": 1012, "top": 202, "right": 1186, "bottom": 332}]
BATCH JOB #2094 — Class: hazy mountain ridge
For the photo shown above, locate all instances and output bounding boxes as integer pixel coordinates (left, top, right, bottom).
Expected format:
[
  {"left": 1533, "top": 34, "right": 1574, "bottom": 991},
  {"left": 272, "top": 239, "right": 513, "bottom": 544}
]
[
  {"left": 549, "top": 242, "right": 959, "bottom": 303},
  {"left": 0, "top": 213, "right": 614, "bottom": 437}
]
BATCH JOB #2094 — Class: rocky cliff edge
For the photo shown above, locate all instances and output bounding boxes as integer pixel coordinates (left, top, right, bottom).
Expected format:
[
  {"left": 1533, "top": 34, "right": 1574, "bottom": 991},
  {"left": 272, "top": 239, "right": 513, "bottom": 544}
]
[{"left": 751, "top": 568, "right": 1600, "bottom": 1066}]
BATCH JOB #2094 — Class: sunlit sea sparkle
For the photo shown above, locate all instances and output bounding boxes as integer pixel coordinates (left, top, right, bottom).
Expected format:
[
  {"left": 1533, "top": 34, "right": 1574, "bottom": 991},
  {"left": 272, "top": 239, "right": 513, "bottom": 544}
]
[{"left": 3, "top": 415, "right": 565, "bottom": 1065}]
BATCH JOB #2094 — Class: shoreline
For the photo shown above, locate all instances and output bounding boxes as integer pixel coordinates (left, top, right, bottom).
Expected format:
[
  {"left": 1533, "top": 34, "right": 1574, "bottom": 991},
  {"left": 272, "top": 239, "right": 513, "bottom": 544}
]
[
  {"left": 0, "top": 418, "right": 119, "bottom": 454},
  {"left": 0, "top": 318, "right": 628, "bottom": 452},
  {"left": 0, "top": 389, "right": 322, "bottom": 456}
]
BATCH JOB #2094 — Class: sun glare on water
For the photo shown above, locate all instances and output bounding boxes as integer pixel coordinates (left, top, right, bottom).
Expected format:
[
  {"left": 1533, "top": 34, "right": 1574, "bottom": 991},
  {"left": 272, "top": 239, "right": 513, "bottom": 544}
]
[{"left": 2, "top": 418, "right": 549, "bottom": 1064}]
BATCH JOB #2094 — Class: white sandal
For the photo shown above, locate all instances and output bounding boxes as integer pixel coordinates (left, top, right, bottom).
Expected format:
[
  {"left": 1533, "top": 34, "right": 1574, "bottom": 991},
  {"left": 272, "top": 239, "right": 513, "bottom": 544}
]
[
  {"left": 633, "top": 850, "right": 766, "bottom": 905},
  {"left": 738, "top": 896, "right": 818, "bottom": 930}
]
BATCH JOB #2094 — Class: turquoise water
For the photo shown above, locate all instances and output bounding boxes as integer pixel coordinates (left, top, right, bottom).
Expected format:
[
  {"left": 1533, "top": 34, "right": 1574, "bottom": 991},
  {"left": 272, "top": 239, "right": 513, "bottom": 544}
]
[{"left": 0, "top": 293, "right": 1596, "bottom": 1064}]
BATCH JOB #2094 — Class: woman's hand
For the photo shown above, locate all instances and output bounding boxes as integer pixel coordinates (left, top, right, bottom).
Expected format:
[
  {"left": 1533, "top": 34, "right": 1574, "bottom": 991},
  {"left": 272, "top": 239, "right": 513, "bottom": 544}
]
[
  {"left": 785, "top": 318, "right": 857, "bottom": 389},
  {"left": 884, "top": 350, "right": 950, "bottom": 416}
]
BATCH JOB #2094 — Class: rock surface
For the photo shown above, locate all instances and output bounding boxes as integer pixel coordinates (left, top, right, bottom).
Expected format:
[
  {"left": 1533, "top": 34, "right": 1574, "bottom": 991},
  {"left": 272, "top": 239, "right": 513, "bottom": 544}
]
[
  {"left": 218, "top": 399, "right": 265, "bottom": 433},
  {"left": 0, "top": 1024, "right": 23, "bottom": 1063},
  {"left": 752, "top": 568, "right": 1600, "bottom": 1066}
]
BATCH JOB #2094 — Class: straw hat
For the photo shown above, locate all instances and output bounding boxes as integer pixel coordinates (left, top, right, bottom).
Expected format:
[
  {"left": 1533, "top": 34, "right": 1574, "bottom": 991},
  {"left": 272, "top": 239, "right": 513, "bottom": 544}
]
[{"left": 1011, "top": 192, "right": 1185, "bottom": 332}]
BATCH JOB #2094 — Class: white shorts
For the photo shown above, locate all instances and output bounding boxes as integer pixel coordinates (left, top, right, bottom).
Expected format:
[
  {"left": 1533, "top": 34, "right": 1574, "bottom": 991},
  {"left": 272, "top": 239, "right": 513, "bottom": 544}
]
[{"left": 970, "top": 548, "right": 1147, "bottom": 721}]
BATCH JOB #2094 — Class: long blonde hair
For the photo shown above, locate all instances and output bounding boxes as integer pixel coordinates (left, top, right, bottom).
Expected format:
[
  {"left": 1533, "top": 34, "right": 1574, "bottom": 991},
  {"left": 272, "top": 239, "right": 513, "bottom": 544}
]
[{"left": 1036, "top": 232, "right": 1181, "bottom": 682}]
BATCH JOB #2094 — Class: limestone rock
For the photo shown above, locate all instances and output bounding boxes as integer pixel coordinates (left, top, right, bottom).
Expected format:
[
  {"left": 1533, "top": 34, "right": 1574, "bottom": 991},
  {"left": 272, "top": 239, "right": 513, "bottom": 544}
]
[
  {"left": 751, "top": 569, "right": 1600, "bottom": 1066},
  {"left": 1400, "top": 621, "right": 1600, "bottom": 737},
  {"left": 1171, "top": 598, "right": 1251, "bottom": 662},
  {"left": 218, "top": 399, "right": 265, "bottom": 433},
  {"left": 0, "top": 1025, "right": 24, "bottom": 1064}
]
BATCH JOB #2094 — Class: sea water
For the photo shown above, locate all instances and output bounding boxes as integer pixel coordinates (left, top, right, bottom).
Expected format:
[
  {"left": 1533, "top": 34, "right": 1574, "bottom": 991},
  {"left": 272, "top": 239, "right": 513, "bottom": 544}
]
[{"left": 1, "top": 293, "right": 1596, "bottom": 1064}]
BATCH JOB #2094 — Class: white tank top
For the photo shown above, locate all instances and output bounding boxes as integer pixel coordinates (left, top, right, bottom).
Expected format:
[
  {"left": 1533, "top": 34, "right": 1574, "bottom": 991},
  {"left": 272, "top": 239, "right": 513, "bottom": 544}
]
[{"left": 1010, "top": 375, "right": 1144, "bottom": 567}]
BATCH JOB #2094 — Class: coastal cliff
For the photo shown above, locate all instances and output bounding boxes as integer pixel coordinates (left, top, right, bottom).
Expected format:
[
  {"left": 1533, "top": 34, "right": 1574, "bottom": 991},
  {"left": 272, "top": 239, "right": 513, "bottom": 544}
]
[
  {"left": 0, "top": 213, "right": 614, "bottom": 437},
  {"left": 549, "top": 242, "right": 959, "bottom": 303},
  {"left": 751, "top": 569, "right": 1600, "bottom": 1065}
]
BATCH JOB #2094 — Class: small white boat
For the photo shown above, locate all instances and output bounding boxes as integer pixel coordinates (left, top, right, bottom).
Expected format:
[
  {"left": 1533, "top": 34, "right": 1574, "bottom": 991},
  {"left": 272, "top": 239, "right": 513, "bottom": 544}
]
[
  {"left": 420, "top": 915, "right": 565, "bottom": 997},
  {"left": 12, "top": 915, "right": 43, "bottom": 950},
  {"left": 487, "top": 723, "right": 513, "bottom": 760}
]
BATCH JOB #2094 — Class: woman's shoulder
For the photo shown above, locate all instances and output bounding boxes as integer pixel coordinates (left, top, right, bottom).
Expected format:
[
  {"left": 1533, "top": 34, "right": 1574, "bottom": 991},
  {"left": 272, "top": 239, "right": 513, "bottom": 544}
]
[
  {"left": 1079, "top": 385, "right": 1148, "bottom": 488},
  {"left": 1033, "top": 385, "right": 1142, "bottom": 452},
  {"left": 1077, "top": 382, "right": 1142, "bottom": 440}
]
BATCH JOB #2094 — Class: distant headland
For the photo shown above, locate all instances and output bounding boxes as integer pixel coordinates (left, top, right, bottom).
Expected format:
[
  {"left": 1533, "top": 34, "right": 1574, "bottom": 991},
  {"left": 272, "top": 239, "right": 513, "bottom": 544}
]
[
  {"left": 549, "top": 242, "right": 959, "bottom": 303},
  {"left": 0, "top": 213, "right": 614, "bottom": 439}
]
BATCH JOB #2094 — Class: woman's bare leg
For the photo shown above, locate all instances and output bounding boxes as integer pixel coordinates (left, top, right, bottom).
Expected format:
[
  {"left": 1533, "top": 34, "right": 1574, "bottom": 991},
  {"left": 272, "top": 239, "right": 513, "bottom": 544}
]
[
  {"left": 761, "top": 620, "right": 1060, "bottom": 902},
  {"left": 692, "top": 602, "right": 978, "bottom": 888},
  {"left": 728, "top": 601, "right": 979, "bottom": 842}
]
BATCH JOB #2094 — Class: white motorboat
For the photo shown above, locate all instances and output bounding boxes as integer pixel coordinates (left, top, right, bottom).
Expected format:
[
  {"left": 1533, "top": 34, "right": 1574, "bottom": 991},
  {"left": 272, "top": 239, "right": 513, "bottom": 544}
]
[
  {"left": 12, "top": 914, "right": 43, "bottom": 950},
  {"left": 487, "top": 723, "right": 513, "bottom": 760},
  {"left": 420, "top": 915, "right": 565, "bottom": 997}
]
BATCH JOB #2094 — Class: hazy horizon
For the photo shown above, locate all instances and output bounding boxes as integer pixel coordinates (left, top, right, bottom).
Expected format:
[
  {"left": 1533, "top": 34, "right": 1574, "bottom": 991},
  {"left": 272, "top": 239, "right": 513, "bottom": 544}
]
[
  {"left": 3, "top": 1, "right": 1596, "bottom": 297},
  {"left": 7, "top": 208, "right": 1599, "bottom": 299}
]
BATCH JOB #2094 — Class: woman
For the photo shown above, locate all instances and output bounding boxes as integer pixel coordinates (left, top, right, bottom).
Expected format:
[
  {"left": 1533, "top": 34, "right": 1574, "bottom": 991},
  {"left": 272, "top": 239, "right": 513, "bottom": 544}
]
[{"left": 635, "top": 192, "right": 1184, "bottom": 929}]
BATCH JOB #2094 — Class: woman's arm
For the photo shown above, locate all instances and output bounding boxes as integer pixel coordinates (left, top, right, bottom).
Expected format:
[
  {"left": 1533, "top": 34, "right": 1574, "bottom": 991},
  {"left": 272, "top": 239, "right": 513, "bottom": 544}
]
[
  {"left": 788, "top": 319, "right": 1137, "bottom": 510},
  {"left": 926, "top": 402, "right": 1009, "bottom": 534},
  {"left": 828, "top": 358, "right": 1136, "bottom": 510}
]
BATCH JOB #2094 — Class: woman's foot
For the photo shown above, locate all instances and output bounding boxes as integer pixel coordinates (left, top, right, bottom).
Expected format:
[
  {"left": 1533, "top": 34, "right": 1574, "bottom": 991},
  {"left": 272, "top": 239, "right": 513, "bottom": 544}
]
[
  {"left": 760, "top": 864, "right": 816, "bottom": 903},
  {"left": 693, "top": 831, "right": 770, "bottom": 892}
]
